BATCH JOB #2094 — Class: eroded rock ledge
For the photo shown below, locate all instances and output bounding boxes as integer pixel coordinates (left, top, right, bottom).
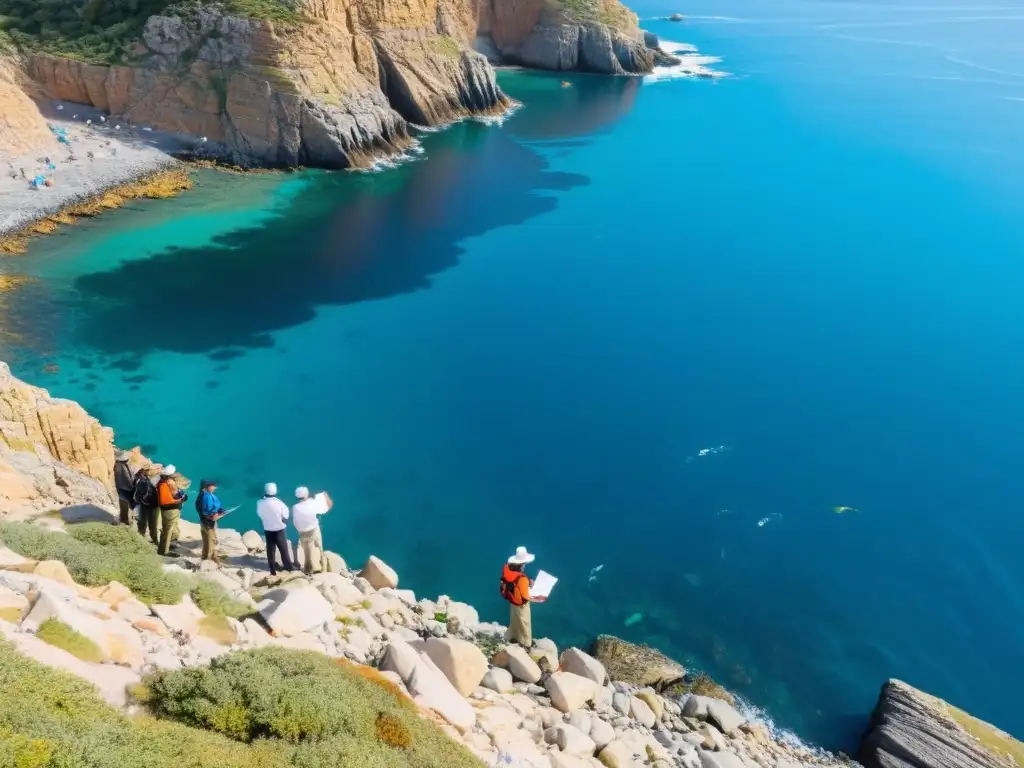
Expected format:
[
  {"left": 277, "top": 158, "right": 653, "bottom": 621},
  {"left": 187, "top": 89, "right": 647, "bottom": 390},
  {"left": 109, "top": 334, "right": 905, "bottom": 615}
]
[{"left": 19, "top": 0, "right": 508, "bottom": 168}]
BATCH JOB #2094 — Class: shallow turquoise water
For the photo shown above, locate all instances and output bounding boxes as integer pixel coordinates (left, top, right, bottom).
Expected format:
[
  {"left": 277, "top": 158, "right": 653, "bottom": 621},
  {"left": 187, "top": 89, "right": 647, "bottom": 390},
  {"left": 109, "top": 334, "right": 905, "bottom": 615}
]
[{"left": 4, "top": 0, "right": 1024, "bottom": 750}]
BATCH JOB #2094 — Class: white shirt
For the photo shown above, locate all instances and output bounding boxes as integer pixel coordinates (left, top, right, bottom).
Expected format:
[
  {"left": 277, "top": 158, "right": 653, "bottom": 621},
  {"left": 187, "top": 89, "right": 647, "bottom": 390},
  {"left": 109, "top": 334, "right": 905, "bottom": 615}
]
[
  {"left": 292, "top": 494, "right": 329, "bottom": 533},
  {"left": 256, "top": 496, "right": 289, "bottom": 532}
]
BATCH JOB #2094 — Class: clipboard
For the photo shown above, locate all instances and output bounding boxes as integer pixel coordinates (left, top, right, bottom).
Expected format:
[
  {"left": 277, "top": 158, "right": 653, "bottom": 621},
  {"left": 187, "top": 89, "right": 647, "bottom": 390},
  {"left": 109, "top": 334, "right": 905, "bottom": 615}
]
[{"left": 532, "top": 570, "right": 558, "bottom": 599}]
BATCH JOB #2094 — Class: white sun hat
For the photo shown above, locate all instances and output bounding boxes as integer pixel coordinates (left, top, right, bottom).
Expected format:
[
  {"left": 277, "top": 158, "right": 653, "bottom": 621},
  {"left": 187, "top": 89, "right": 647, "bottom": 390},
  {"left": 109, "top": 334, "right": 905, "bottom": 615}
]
[
  {"left": 507, "top": 546, "right": 535, "bottom": 565},
  {"left": 162, "top": 464, "right": 176, "bottom": 475},
  {"left": 264, "top": 482, "right": 278, "bottom": 496},
  {"left": 295, "top": 486, "right": 310, "bottom": 500}
]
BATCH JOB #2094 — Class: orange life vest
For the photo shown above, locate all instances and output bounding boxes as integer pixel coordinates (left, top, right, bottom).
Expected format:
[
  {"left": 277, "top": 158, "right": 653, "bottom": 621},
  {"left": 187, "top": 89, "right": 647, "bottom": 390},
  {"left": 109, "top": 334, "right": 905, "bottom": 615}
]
[
  {"left": 500, "top": 564, "right": 529, "bottom": 606},
  {"left": 157, "top": 478, "right": 181, "bottom": 510}
]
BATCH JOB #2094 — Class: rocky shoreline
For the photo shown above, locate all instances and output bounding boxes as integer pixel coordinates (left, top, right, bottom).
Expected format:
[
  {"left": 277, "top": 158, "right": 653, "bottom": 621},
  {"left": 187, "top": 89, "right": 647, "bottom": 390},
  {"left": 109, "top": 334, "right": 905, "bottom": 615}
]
[{"left": 1, "top": 370, "right": 1018, "bottom": 768}]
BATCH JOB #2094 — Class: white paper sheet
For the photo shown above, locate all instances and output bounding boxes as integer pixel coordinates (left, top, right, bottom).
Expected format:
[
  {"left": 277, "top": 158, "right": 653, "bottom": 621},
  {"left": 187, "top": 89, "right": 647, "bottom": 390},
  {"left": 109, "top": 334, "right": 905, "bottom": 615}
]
[{"left": 532, "top": 570, "right": 558, "bottom": 599}]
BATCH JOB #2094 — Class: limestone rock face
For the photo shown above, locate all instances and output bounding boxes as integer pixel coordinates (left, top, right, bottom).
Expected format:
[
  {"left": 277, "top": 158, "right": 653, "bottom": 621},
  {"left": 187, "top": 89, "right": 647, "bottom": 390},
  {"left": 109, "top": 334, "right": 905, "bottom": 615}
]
[
  {"left": 19, "top": 0, "right": 507, "bottom": 169},
  {"left": 561, "top": 647, "right": 608, "bottom": 686},
  {"left": 860, "top": 679, "right": 1021, "bottom": 768},
  {"left": 591, "top": 635, "right": 685, "bottom": 690},
  {"left": 0, "top": 363, "right": 118, "bottom": 518},
  {"left": 0, "top": 56, "right": 55, "bottom": 156},
  {"left": 476, "top": 0, "right": 675, "bottom": 74},
  {"left": 546, "top": 670, "right": 598, "bottom": 713},
  {"left": 494, "top": 643, "right": 543, "bottom": 684}
]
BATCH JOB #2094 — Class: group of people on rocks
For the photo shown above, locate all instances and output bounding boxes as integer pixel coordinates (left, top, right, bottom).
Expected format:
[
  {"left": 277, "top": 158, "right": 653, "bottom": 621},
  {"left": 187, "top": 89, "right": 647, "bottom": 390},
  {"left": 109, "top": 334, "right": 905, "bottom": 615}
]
[
  {"left": 115, "top": 451, "right": 546, "bottom": 649},
  {"left": 112, "top": 452, "right": 333, "bottom": 576}
]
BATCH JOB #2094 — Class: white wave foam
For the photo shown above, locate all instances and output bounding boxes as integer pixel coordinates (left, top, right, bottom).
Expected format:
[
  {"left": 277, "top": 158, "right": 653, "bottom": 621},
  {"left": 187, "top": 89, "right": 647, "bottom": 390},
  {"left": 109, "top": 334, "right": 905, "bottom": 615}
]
[
  {"left": 734, "top": 699, "right": 842, "bottom": 760},
  {"left": 646, "top": 41, "right": 727, "bottom": 83}
]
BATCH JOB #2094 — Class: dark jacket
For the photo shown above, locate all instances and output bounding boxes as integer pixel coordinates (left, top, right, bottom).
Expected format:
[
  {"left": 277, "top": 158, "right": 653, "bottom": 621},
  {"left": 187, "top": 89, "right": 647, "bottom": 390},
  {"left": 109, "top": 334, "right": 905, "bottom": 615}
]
[{"left": 114, "top": 460, "right": 134, "bottom": 500}]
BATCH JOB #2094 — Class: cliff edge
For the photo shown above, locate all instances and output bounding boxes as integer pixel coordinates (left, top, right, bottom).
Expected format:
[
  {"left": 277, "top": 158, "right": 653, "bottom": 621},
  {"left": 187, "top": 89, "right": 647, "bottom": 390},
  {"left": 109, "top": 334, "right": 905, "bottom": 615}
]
[
  {"left": 477, "top": 0, "right": 678, "bottom": 73},
  {"left": 861, "top": 680, "right": 1022, "bottom": 768},
  {"left": 1, "top": 0, "right": 507, "bottom": 167}
]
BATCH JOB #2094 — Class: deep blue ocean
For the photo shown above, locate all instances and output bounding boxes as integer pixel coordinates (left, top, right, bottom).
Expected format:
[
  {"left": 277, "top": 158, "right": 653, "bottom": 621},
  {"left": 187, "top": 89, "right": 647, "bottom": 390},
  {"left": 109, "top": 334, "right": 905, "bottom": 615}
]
[{"left": 3, "top": 0, "right": 1024, "bottom": 750}]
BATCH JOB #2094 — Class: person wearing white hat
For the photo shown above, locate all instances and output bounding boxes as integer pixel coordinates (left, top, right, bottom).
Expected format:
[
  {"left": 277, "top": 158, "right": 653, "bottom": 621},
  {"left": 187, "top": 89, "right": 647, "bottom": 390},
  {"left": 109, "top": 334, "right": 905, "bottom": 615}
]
[
  {"left": 500, "top": 546, "right": 546, "bottom": 647},
  {"left": 291, "top": 486, "right": 334, "bottom": 576},
  {"left": 156, "top": 465, "right": 187, "bottom": 557},
  {"left": 257, "top": 483, "right": 295, "bottom": 576},
  {"left": 113, "top": 450, "right": 135, "bottom": 526}
]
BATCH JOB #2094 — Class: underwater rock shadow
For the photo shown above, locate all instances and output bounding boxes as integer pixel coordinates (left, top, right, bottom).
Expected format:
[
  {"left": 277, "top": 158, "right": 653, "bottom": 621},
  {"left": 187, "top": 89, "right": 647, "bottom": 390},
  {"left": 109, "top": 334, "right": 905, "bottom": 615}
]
[{"left": 62, "top": 126, "right": 589, "bottom": 356}]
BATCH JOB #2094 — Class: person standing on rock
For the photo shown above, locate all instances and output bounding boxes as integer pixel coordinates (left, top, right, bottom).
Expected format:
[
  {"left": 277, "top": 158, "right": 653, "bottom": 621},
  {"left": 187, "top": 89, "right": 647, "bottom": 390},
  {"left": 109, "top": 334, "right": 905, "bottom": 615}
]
[
  {"left": 501, "top": 546, "right": 546, "bottom": 648},
  {"left": 257, "top": 483, "right": 296, "bottom": 576},
  {"left": 113, "top": 451, "right": 136, "bottom": 526},
  {"left": 132, "top": 462, "right": 160, "bottom": 545},
  {"left": 196, "top": 480, "right": 228, "bottom": 565},
  {"left": 156, "top": 465, "right": 187, "bottom": 557},
  {"left": 291, "top": 486, "right": 333, "bottom": 576}
]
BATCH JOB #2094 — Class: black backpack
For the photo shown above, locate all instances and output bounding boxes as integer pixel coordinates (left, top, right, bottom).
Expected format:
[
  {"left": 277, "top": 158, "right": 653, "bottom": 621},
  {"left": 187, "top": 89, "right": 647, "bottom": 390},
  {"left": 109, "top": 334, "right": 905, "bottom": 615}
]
[{"left": 132, "top": 471, "right": 157, "bottom": 508}]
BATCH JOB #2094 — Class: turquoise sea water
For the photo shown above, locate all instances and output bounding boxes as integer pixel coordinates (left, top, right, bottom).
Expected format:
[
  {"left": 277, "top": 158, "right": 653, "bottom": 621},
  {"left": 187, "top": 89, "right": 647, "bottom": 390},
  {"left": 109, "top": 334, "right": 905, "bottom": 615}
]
[{"left": 4, "top": 0, "right": 1024, "bottom": 750}]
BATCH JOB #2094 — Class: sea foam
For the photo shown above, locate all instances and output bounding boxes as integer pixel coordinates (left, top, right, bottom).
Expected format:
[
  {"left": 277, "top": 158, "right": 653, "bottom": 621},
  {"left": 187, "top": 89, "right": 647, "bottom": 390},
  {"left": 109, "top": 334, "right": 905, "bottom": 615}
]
[{"left": 645, "top": 40, "right": 728, "bottom": 83}]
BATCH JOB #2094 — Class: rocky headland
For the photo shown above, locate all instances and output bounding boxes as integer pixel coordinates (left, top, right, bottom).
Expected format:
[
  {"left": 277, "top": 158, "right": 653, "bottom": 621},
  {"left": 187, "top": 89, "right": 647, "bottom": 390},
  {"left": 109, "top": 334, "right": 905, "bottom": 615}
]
[{"left": 0, "top": 361, "right": 1019, "bottom": 768}]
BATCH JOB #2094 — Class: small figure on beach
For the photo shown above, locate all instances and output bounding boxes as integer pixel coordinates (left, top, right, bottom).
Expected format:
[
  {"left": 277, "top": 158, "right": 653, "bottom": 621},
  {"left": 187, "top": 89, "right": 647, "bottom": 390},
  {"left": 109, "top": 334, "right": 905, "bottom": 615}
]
[
  {"left": 196, "top": 479, "right": 229, "bottom": 564},
  {"left": 500, "top": 546, "right": 545, "bottom": 648},
  {"left": 292, "top": 486, "right": 333, "bottom": 575},
  {"left": 257, "top": 483, "right": 297, "bottom": 576}
]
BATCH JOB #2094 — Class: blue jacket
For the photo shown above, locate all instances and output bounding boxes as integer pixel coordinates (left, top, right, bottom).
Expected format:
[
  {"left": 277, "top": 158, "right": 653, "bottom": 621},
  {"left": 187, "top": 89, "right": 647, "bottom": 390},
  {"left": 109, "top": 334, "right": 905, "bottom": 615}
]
[{"left": 198, "top": 490, "right": 222, "bottom": 520}]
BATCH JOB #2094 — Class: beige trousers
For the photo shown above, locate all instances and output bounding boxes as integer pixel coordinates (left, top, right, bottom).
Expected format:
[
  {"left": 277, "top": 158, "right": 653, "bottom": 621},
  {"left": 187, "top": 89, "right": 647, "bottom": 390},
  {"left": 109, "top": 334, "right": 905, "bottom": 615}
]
[
  {"left": 299, "top": 527, "right": 326, "bottom": 575},
  {"left": 507, "top": 602, "right": 532, "bottom": 647}
]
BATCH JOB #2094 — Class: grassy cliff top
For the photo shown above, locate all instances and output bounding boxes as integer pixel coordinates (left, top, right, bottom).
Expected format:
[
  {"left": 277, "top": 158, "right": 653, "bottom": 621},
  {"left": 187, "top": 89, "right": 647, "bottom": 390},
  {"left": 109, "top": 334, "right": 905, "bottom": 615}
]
[
  {"left": 551, "top": 0, "right": 638, "bottom": 32},
  {"left": 0, "top": 0, "right": 299, "bottom": 64}
]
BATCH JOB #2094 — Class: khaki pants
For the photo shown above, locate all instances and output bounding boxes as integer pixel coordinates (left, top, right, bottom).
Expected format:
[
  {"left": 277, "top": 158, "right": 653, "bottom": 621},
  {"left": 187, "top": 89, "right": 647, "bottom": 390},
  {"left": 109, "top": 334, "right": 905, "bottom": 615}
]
[
  {"left": 507, "top": 602, "right": 532, "bottom": 647},
  {"left": 158, "top": 508, "right": 180, "bottom": 555},
  {"left": 118, "top": 497, "right": 134, "bottom": 526},
  {"left": 200, "top": 521, "right": 219, "bottom": 562},
  {"left": 137, "top": 506, "right": 160, "bottom": 545},
  {"left": 299, "top": 527, "right": 325, "bottom": 575}
]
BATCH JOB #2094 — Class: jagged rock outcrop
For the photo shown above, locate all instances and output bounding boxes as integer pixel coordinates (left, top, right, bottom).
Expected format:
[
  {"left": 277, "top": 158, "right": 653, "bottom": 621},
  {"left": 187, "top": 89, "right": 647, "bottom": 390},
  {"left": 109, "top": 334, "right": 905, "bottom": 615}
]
[
  {"left": 0, "top": 362, "right": 116, "bottom": 516},
  {"left": 861, "top": 680, "right": 1021, "bottom": 768},
  {"left": 20, "top": 0, "right": 508, "bottom": 168},
  {"left": 476, "top": 0, "right": 678, "bottom": 73},
  {"left": 592, "top": 634, "right": 686, "bottom": 690},
  {"left": 0, "top": 55, "right": 55, "bottom": 156}
]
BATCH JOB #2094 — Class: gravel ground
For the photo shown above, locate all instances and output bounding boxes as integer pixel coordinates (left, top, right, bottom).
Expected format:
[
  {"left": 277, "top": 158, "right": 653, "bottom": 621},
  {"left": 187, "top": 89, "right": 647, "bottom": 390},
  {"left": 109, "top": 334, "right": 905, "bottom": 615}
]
[{"left": 0, "top": 101, "right": 209, "bottom": 235}]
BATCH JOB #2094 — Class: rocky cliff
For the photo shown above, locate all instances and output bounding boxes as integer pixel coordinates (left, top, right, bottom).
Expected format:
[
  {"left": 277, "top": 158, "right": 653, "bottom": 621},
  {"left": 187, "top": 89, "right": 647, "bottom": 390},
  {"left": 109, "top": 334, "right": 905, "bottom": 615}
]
[
  {"left": 476, "top": 0, "right": 677, "bottom": 73},
  {"left": 861, "top": 680, "right": 1022, "bottom": 768},
  {"left": 8, "top": 0, "right": 507, "bottom": 168},
  {"left": 0, "top": 362, "right": 116, "bottom": 517},
  {"left": 0, "top": 53, "right": 56, "bottom": 156}
]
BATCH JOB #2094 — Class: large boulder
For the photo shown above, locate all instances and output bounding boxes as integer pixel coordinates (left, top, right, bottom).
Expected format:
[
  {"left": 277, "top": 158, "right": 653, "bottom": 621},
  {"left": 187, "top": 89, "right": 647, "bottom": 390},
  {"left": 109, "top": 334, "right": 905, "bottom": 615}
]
[
  {"left": 698, "top": 751, "right": 745, "bottom": 768},
  {"left": 311, "top": 572, "right": 365, "bottom": 607},
  {"left": 545, "top": 723, "right": 597, "bottom": 757},
  {"left": 629, "top": 695, "right": 656, "bottom": 728},
  {"left": 598, "top": 739, "right": 641, "bottom": 768},
  {"left": 705, "top": 699, "right": 745, "bottom": 734},
  {"left": 482, "top": 666, "right": 515, "bottom": 694},
  {"left": 360, "top": 555, "right": 399, "bottom": 590},
  {"left": 494, "top": 643, "right": 543, "bottom": 684},
  {"left": 561, "top": 647, "right": 608, "bottom": 686},
  {"left": 421, "top": 637, "right": 489, "bottom": 696},
  {"left": 546, "top": 671, "right": 598, "bottom": 713},
  {"left": 590, "top": 718, "right": 615, "bottom": 749},
  {"left": 635, "top": 688, "right": 665, "bottom": 721},
  {"left": 406, "top": 649, "right": 476, "bottom": 731},
  {"left": 241, "top": 530, "right": 265, "bottom": 552},
  {"left": 257, "top": 585, "right": 333, "bottom": 637},
  {"left": 860, "top": 679, "right": 1022, "bottom": 768},
  {"left": 592, "top": 635, "right": 685, "bottom": 690}
]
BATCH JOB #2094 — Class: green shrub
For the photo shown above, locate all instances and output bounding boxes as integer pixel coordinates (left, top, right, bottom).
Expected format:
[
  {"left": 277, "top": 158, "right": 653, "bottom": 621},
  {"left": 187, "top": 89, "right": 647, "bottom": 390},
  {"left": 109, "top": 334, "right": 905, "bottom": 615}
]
[
  {"left": 191, "top": 580, "right": 252, "bottom": 619},
  {"left": 0, "top": 521, "right": 190, "bottom": 604},
  {"left": 0, "top": 639, "right": 295, "bottom": 767},
  {"left": 145, "top": 647, "right": 483, "bottom": 766},
  {"left": 35, "top": 618, "right": 104, "bottom": 663}
]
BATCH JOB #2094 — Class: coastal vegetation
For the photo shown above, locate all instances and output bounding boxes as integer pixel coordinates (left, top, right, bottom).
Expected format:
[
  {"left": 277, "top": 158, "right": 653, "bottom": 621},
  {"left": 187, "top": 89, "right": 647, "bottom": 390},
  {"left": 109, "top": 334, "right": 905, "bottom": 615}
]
[
  {"left": 35, "top": 617, "right": 105, "bottom": 662},
  {"left": 0, "top": 0, "right": 299, "bottom": 63},
  {"left": 0, "top": 521, "right": 191, "bottom": 603},
  {"left": 142, "top": 647, "right": 483, "bottom": 766},
  {"left": 190, "top": 579, "right": 252, "bottom": 619},
  {"left": 0, "top": 169, "right": 192, "bottom": 255}
]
